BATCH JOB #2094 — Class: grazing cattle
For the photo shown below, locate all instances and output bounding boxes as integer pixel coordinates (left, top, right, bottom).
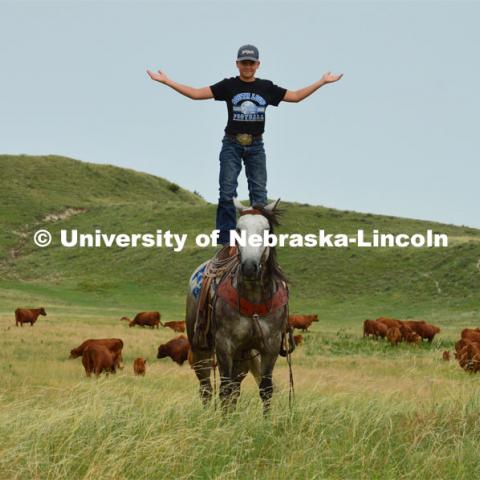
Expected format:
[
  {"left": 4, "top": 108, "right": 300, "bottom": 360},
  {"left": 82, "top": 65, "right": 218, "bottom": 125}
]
[
  {"left": 399, "top": 323, "right": 421, "bottom": 343},
  {"left": 460, "top": 329, "right": 480, "bottom": 343},
  {"left": 458, "top": 342, "right": 480, "bottom": 372},
  {"left": 386, "top": 327, "right": 402, "bottom": 346},
  {"left": 15, "top": 307, "right": 47, "bottom": 327},
  {"left": 363, "top": 319, "right": 388, "bottom": 339},
  {"left": 133, "top": 357, "right": 147, "bottom": 376},
  {"left": 454, "top": 338, "right": 480, "bottom": 359},
  {"left": 288, "top": 314, "right": 318, "bottom": 332},
  {"left": 442, "top": 351, "right": 450, "bottom": 361},
  {"left": 121, "top": 311, "right": 161, "bottom": 328},
  {"left": 293, "top": 335, "right": 304, "bottom": 346},
  {"left": 376, "top": 317, "right": 403, "bottom": 329},
  {"left": 82, "top": 344, "right": 116, "bottom": 377},
  {"left": 163, "top": 321, "right": 186, "bottom": 333},
  {"left": 404, "top": 320, "right": 440, "bottom": 342},
  {"left": 157, "top": 335, "right": 190, "bottom": 365},
  {"left": 70, "top": 338, "right": 124, "bottom": 369}
]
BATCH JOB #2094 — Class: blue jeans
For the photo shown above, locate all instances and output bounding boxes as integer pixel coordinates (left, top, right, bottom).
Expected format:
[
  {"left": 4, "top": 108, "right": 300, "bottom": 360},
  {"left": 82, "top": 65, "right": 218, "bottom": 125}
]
[{"left": 216, "top": 135, "right": 267, "bottom": 244}]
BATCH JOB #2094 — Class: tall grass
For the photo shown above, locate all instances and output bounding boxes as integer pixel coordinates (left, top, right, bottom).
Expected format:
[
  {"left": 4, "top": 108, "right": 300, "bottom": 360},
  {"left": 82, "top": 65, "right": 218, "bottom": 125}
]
[
  {"left": 2, "top": 374, "right": 480, "bottom": 479},
  {"left": 1, "top": 309, "right": 480, "bottom": 479}
]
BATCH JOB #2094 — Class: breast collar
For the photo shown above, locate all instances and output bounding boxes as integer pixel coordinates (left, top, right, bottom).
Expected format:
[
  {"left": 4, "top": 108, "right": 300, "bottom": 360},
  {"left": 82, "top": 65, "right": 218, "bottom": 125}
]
[{"left": 216, "top": 273, "right": 288, "bottom": 318}]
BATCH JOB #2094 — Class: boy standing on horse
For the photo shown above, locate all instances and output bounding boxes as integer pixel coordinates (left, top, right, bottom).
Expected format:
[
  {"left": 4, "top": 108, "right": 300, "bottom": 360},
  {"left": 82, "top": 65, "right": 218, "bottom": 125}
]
[{"left": 147, "top": 45, "right": 342, "bottom": 253}]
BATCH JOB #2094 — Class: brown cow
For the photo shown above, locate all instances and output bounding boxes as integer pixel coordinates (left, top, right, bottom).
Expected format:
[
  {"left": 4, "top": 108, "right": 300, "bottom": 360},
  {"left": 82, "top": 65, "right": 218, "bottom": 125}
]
[
  {"left": 82, "top": 344, "right": 116, "bottom": 377},
  {"left": 404, "top": 320, "right": 440, "bottom": 342},
  {"left": 293, "top": 335, "right": 304, "bottom": 346},
  {"left": 454, "top": 338, "right": 480, "bottom": 359},
  {"left": 157, "top": 335, "right": 190, "bottom": 365},
  {"left": 363, "top": 319, "right": 388, "bottom": 339},
  {"left": 386, "top": 327, "right": 402, "bottom": 346},
  {"left": 121, "top": 311, "right": 161, "bottom": 329},
  {"left": 288, "top": 314, "right": 318, "bottom": 332},
  {"left": 458, "top": 342, "right": 480, "bottom": 372},
  {"left": 15, "top": 307, "right": 47, "bottom": 327},
  {"left": 442, "top": 351, "right": 450, "bottom": 361},
  {"left": 398, "top": 323, "right": 421, "bottom": 343},
  {"left": 162, "top": 321, "right": 186, "bottom": 333},
  {"left": 460, "top": 329, "right": 480, "bottom": 343},
  {"left": 376, "top": 317, "right": 403, "bottom": 329},
  {"left": 70, "top": 338, "right": 124, "bottom": 369},
  {"left": 133, "top": 357, "right": 147, "bottom": 376}
]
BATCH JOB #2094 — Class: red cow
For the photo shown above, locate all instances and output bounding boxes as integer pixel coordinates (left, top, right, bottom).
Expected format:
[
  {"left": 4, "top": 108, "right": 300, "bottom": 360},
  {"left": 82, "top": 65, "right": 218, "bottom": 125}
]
[
  {"left": 376, "top": 317, "right": 403, "bottom": 329},
  {"left": 363, "top": 319, "right": 388, "bottom": 339},
  {"left": 398, "top": 323, "right": 421, "bottom": 343},
  {"left": 157, "top": 335, "right": 190, "bottom": 365},
  {"left": 387, "top": 327, "right": 402, "bottom": 346},
  {"left": 15, "top": 307, "right": 47, "bottom": 326},
  {"left": 288, "top": 314, "right": 318, "bottom": 332},
  {"left": 163, "top": 321, "right": 186, "bottom": 333},
  {"left": 121, "top": 311, "right": 161, "bottom": 328},
  {"left": 293, "top": 335, "right": 304, "bottom": 346},
  {"left": 404, "top": 320, "right": 440, "bottom": 342},
  {"left": 70, "top": 338, "right": 124, "bottom": 369},
  {"left": 133, "top": 358, "right": 147, "bottom": 376},
  {"left": 461, "top": 329, "right": 480, "bottom": 343},
  {"left": 82, "top": 344, "right": 116, "bottom": 377}
]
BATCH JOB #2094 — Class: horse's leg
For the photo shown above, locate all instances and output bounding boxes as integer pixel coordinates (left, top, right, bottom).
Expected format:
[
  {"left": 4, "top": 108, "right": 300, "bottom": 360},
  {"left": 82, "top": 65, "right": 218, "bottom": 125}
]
[
  {"left": 230, "top": 360, "right": 250, "bottom": 409},
  {"left": 216, "top": 342, "right": 235, "bottom": 412},
  {"left": 259, "top": 353, "right": 278, "bottom": 416},
  {"left": 191, "top": 350, "right": 213, "bottom": 405}
]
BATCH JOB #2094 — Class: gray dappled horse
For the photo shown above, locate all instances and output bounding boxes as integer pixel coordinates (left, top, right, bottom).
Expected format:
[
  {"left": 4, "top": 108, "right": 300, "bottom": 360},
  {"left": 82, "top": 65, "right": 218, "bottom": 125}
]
[{"left": 186, "top": 199, "right": 290, "bottom": 414}]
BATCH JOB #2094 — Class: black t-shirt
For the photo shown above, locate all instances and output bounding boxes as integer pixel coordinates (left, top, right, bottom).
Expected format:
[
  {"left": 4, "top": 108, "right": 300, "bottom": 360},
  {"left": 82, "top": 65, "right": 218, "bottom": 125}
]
[{"left": 210, "top": 77, "right": 286, "bottom": 135}]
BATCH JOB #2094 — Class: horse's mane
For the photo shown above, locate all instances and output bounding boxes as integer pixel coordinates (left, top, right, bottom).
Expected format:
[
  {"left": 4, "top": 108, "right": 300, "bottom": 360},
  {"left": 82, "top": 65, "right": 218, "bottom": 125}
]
[{"left": 251, "top": 204, "right": 288, "bottom": 285}]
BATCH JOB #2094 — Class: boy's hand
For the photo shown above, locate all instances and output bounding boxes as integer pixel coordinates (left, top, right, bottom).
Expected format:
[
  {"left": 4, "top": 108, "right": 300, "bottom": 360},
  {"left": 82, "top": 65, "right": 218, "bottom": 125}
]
[
  {"left": 147, "top": 69, "right": 169, "bottom": 84},
  {"left": 321, "top": 72, "right": 343, "bottom": 84}
]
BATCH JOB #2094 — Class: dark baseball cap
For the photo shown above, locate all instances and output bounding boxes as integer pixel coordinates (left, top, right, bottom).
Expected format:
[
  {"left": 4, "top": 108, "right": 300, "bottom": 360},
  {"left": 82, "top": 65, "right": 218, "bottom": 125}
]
[{"left": 237, "top": 44, "right": 259, "bottom": 61}]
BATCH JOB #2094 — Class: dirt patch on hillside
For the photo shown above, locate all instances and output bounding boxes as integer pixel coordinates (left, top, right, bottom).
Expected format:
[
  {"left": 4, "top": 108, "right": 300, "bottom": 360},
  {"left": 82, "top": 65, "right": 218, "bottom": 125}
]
[{"left": 43, "top": 208, "right": 87, "bottom": 223}]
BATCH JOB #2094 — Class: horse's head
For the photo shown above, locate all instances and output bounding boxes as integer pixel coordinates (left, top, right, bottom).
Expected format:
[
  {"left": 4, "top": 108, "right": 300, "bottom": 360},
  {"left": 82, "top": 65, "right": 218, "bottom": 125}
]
[{"left": 234, "top": 198, "right": 280, "bottom": 280}]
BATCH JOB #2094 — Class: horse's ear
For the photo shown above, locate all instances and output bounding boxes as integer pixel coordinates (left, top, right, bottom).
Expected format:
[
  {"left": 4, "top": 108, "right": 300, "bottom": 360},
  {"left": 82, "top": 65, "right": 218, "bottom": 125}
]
[
  {"left": 234, "top": 197, "right": 249, "bottom": 212},
  {"left": 265, "top": 198, "right": 281, "bottom": 212}
]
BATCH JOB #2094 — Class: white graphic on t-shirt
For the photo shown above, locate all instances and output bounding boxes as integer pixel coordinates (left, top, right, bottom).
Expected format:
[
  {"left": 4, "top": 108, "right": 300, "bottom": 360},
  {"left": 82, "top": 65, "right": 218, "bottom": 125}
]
[{"left": 232, "top": 92, "right": 267, "bottom": 122}]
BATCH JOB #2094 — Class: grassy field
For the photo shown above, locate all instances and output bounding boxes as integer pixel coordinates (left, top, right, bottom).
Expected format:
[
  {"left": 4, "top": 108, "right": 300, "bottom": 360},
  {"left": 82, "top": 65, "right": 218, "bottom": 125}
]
[{"left": 1, "top": 155, "right": 480, "bottom": 479}]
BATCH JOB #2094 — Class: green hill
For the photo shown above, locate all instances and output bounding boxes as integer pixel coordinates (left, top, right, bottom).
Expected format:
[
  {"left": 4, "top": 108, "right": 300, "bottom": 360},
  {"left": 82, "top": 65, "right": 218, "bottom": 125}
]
[{"left": 1, "top": 154, "right": 479, "bottom": 323}]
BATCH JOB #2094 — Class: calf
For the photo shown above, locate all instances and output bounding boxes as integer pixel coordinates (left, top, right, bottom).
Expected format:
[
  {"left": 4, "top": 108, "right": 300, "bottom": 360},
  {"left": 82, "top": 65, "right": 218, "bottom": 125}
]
[
  {"left": 288, "top": 314, "right": 318, "bottom": 332},
  {"left": 442, "top": 351, "right": 450, "bottom": 361},
  {"left": 70, "top": 338, "right": 124, "bottom": 369},
  {"left": 363, "top": 319, "right": 388, "bottom": 339},
  {"left": 133, "top": 357, "right": 147, "bottom": 376},
  {"left": 386, "top": 327, "right": 402, "bottom": 346},
  {"left": 121, "top": 311, "right": 161, "bottom": 328},
  {"left": 15, "top": 307, "right": 47, "bottom": 327},
  {"left": 293, "top": 335, "right": 304, "bottom": 346},
  {"left": 163, "top": 321, "right": 186, "bottom": 333},
  {"left": 157, "top": 335, "right": 190, "bottom": 366},
  {"left": 82, "top": 344, "right": 116, "bottom": 377}
]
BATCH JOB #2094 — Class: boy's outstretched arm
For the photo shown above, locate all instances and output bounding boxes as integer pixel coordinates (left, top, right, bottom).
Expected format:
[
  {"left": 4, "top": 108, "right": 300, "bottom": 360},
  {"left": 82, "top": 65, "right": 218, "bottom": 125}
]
[
  {"left": 147, "top": 69, "right": 213, "bottom": 100},
  {"left": 283, "top": 72, "right": 343, "bottom": 103}
]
